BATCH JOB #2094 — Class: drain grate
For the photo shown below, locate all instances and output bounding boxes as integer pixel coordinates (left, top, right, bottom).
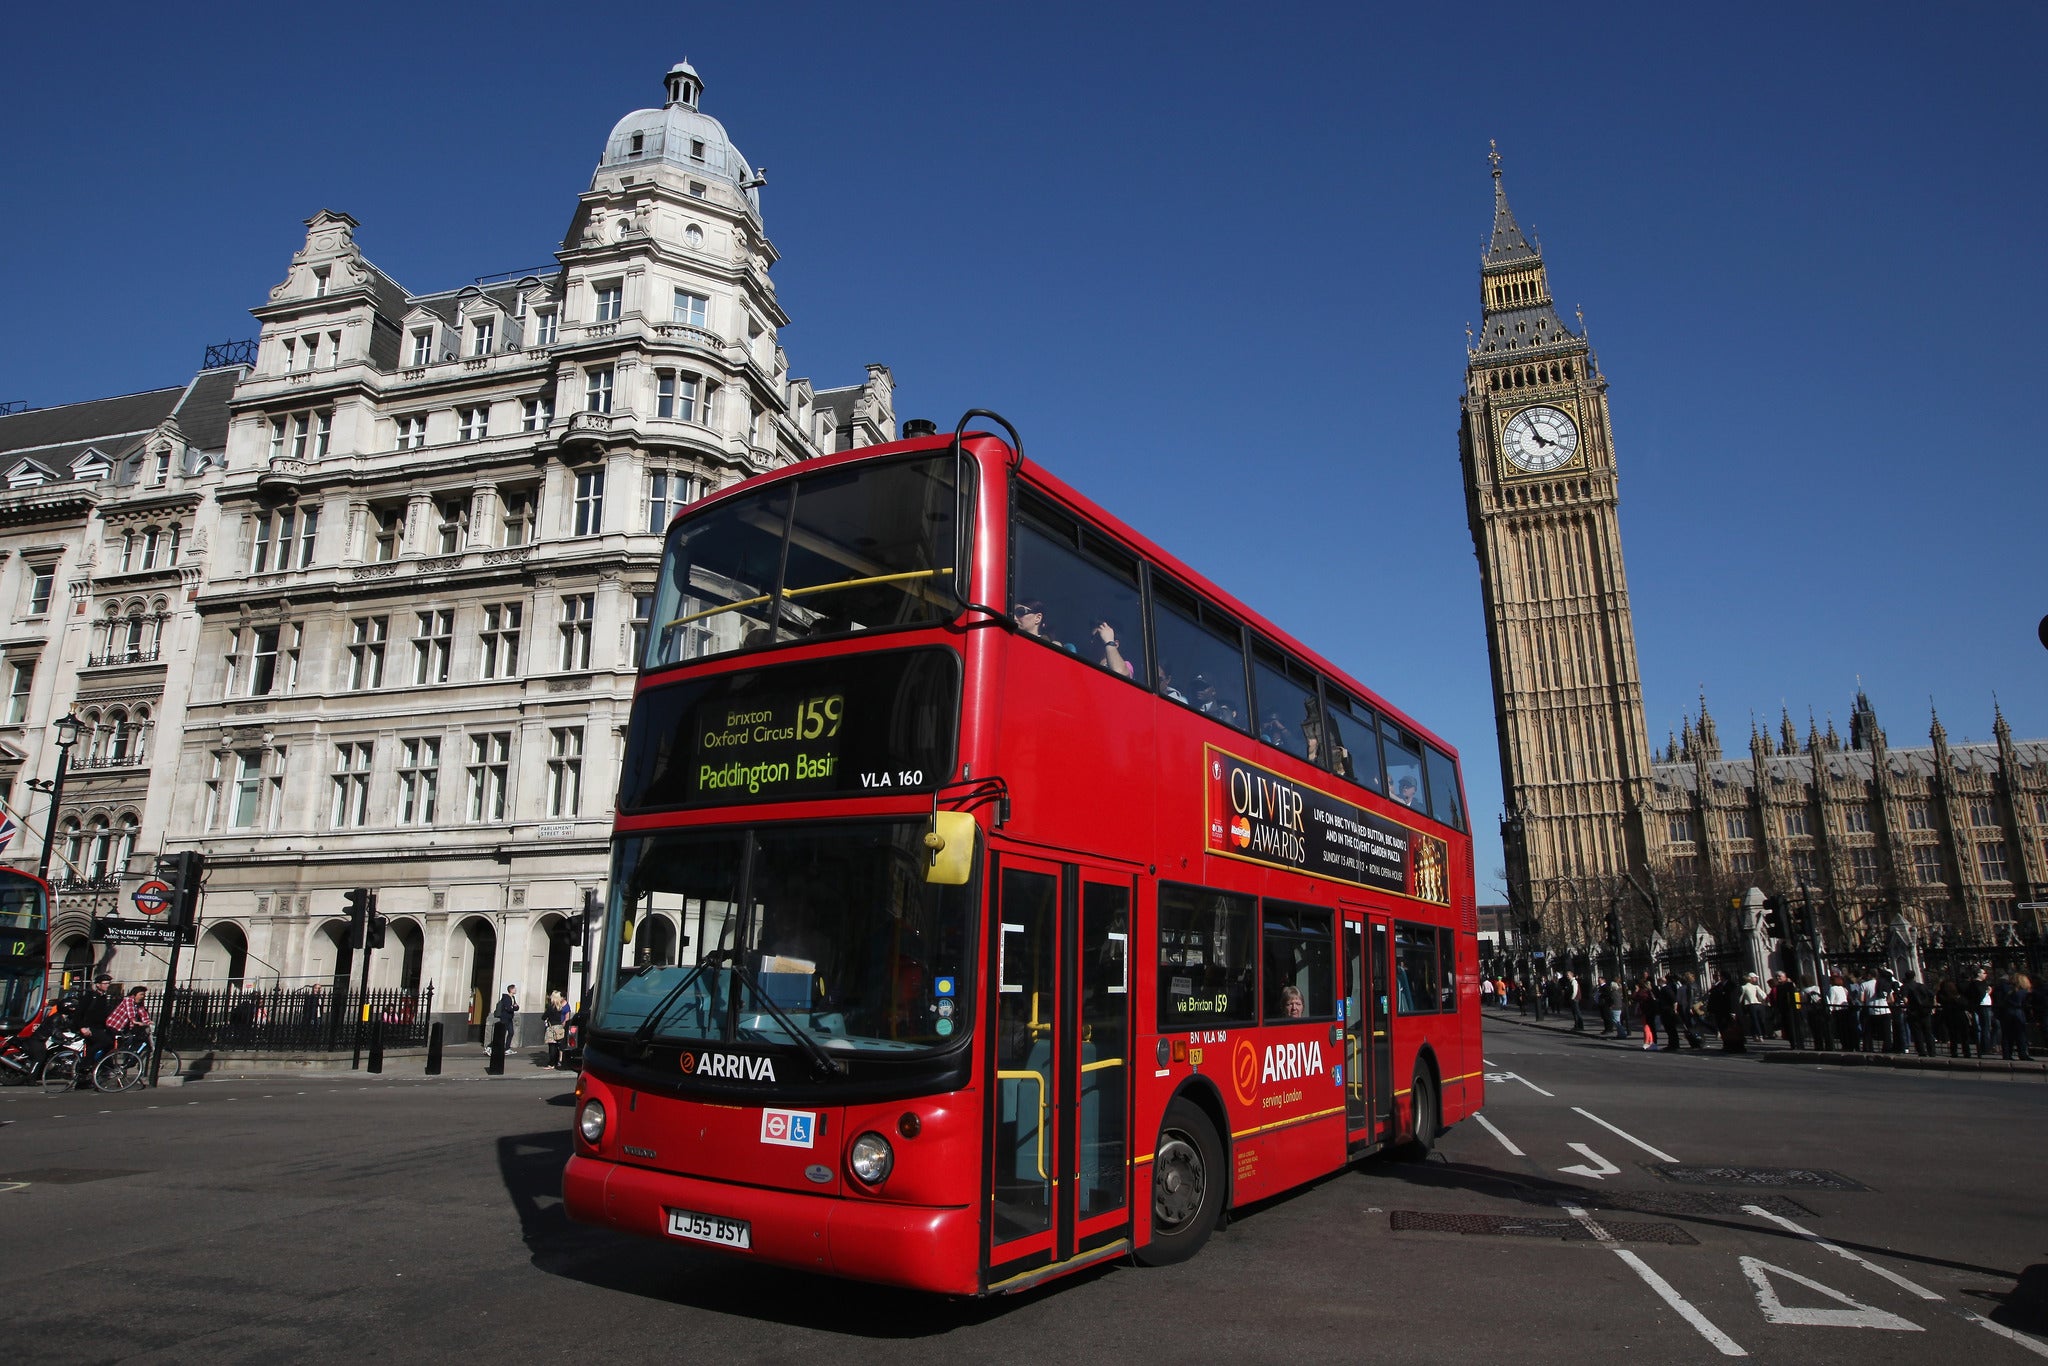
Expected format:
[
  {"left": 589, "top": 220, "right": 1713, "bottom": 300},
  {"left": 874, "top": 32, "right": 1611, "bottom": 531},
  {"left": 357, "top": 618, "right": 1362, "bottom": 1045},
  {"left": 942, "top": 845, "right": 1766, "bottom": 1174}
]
[
  {"left": 1390, "top": 1211, "right": 1696, "bottom": 1245},
  {"left": 0, "top": 1168, "right": 146, "bottom": 1186},
  {"left": 1591, "top": 1190, "right": 1814, "bottom": 1218},
  {"left": 1646, "top": 1164, "right": 1868, "bottom": 1192}
]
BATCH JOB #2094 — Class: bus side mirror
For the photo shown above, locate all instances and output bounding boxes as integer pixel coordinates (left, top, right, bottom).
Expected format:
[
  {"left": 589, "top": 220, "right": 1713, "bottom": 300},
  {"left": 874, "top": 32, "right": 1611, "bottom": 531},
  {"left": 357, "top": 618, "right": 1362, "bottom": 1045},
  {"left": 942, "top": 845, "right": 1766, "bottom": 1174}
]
[{"left": 924, "top": 811, "right": 976, "bottom": 886}]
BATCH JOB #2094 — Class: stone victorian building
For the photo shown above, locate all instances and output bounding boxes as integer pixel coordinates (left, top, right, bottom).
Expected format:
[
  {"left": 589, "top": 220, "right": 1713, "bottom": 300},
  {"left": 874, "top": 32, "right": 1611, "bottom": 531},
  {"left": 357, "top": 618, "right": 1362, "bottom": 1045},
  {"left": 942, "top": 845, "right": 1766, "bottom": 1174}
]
[
  {"left": 6, "top": 63, "right": 894, "bottom": 1029},
  {"left": 1460, "top": 149, "right": 2046, "bottom": 955}
]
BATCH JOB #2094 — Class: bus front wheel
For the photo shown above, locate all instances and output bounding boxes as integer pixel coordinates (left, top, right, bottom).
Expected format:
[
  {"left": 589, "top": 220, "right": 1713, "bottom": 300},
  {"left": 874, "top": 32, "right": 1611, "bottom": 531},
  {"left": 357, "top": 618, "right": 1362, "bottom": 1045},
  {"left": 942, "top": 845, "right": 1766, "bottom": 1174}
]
[{"left": 1137, "top": 1097, "right": 1225, "bottom": 1266}]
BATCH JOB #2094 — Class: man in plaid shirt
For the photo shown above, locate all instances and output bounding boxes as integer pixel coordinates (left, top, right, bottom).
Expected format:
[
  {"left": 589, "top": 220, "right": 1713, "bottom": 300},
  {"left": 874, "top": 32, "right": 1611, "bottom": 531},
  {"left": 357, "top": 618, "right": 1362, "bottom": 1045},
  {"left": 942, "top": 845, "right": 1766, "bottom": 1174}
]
[{"left": 105, "top": 986, "right": 152, "bottom": 1036}]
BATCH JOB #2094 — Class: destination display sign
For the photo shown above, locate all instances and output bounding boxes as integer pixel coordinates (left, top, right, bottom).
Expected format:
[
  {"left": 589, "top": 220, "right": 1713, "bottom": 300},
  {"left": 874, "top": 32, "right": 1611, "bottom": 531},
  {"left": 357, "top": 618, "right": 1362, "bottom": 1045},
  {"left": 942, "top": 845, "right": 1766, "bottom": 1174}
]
[
  {"left": 619, "top": 648, "right": 959, "bottom": 811},
  {"left": 1204, "top": 746, "right": 1449, "bottom": 904}
]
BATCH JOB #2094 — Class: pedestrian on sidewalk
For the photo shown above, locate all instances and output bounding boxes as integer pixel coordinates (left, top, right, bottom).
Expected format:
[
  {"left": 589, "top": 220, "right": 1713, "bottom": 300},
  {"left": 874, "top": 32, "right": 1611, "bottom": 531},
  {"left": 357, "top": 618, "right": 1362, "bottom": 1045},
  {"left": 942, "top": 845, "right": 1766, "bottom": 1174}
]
[
  {"left": 1801, "top": 977, "right": 1830, "bottom": 1051},
  {"left": 1969, "top": 968, "right": 1996, "bottom": 1057},
  {"left": 1770, "top": 971, "right": 1801, "bottom": 1048},
  {"left": 1828, "top": 973, "right": 1854, "bottom": 1051},
  {"left": 1865, "top": 971, "right": 1896, "bottom": 1054},
  {"left": 1708, "top": 971, "right": 1745, "bottom": 1052},
  {"left": 543, "top": 989, "right": 571, "bottom": 1069},
  {"left": 1597, "top": 975, "right": 1621, "bottom": 1037},
  {"left": 1632, "top": 974, "right": 1659, "bottom": 1050},
  {"left": 1567, "top": 970, "right": 1586, "bottom": 1032},
  {"left": 491, "top": 983, "right": 519, "bottom": 1053},
  {"left": 1994, "top": 974, "right": 2033, "bottom": 1062},
  {"left": 1900, "top": 973, "right": 1935, "bottom": 1057},
  {"left": 1739, "top": 973, "right": 1769, "bottom": 1040},
  {"left": 1937, "top": 974, "right": 1972, "bottom": 1058}
]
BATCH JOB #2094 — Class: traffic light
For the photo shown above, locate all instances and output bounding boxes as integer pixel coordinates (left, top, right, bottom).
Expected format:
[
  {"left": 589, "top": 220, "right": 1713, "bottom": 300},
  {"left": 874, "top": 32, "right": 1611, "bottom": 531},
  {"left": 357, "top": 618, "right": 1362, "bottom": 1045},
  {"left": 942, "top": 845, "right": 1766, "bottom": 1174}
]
[
  {"left": 1761, "top": 895, "right": 1784, "bottom": 939},
  {"left": 1605, "top": 907, "right": 1623, "bottom": 948},
  {"left": 344, "top": 887, "right": 370, "bottom": 948},
  {"left": 158, "top": 850, "right": 205, "bottom": 929},
  {"left": 367, "top": 891, "right": 386, "bottom": 950}
]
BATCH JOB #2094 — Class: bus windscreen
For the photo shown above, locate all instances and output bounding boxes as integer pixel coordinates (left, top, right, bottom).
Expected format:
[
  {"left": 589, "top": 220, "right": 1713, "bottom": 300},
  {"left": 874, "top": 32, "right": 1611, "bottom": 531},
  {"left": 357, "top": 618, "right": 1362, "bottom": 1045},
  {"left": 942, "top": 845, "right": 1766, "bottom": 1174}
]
[{"left": 646, "top": 453, "right": 969, "bottom": 666}]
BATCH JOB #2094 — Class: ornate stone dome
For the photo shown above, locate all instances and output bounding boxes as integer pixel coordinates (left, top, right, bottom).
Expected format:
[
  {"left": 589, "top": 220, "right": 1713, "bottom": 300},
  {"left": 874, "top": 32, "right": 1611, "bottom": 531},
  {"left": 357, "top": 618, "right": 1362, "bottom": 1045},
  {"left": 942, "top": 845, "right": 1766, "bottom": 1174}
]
[{"left": 596, "top": 62, "right": 760, "bottom": 215}]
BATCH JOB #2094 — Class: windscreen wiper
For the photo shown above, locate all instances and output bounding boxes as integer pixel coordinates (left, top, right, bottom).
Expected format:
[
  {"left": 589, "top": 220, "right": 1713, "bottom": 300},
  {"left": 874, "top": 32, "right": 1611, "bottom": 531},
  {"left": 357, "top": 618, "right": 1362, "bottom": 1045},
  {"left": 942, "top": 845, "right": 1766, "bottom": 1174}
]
[
  {"left": 630, "top": 950, "right": 729, "bottom": 1051},
  {"left": 730, "top": 961, "right": 847, "bottom": 1079}
]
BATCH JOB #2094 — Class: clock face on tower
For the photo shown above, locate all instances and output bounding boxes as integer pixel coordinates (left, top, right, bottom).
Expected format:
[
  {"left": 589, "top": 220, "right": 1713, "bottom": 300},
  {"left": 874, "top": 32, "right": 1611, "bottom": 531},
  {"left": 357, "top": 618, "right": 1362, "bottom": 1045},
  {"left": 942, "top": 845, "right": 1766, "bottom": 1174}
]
[{"left": 1501, "top": 405, "right": 1580, "bottom": 473}]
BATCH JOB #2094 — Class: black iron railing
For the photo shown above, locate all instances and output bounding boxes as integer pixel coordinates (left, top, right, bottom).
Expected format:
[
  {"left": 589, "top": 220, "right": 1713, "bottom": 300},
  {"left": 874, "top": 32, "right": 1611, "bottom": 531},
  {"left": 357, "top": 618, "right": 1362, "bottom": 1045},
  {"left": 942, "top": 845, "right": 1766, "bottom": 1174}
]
[
  {"left": 204, "top": 339, "right": 259, "bottom": 369},
  {"left": 144, "top": 984, "right": 436, "bottom": 1053}
]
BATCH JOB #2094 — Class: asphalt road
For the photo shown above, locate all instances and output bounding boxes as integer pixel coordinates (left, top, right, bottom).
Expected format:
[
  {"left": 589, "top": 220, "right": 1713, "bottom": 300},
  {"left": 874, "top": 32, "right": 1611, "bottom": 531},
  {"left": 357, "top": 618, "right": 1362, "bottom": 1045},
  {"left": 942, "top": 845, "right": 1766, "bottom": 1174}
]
[{"left": 3, "top": 1020, "right": 2044, "bottom": 1365}]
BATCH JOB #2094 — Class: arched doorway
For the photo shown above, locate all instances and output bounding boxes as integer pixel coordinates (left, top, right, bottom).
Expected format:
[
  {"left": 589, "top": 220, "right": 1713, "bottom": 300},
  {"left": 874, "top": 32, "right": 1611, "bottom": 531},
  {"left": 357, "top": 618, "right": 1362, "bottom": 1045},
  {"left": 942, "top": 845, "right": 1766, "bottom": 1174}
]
[
  {"left": 635, "top": 914, "right": 677, "bottom": 967},
  {"left": 528, "top": 915, "right": 572, "bottom": 1005},
  {"left": 195, "top": 923, "right": 249, "bottom": 988},
  {"left": 57, "top": 935, "right": 93, "bottom": 992},
  {"left": 389, "top": 919, "right": 425, "bottom": 995},
  {"left": 456, "top": 917, "right": 497, "bottom": 1042}
]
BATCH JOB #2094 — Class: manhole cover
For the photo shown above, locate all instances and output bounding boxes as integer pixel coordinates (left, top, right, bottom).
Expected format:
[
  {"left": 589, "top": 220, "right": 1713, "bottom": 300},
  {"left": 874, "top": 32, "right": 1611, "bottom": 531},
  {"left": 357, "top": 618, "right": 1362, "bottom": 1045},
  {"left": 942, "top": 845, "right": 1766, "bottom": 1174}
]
[
  {"left": 1591, "top": 1190, "right": 1814, "bottom": 1218},
  {"left": 0, "top": 1168, "right": 146, "bottom": 1186},
  {"left": 1389, "top": 1211, "right": 1695, "bottom": 1245},
  {"left": 1646, "top": 1164, "right": 1868, "bottom": 1191}
]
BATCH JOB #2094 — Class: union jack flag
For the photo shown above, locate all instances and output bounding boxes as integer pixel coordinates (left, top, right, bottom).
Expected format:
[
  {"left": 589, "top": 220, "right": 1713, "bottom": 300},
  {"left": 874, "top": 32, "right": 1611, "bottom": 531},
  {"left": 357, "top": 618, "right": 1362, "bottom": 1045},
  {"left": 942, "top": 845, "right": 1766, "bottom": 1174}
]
[{"left": 0, "top": 814, "right": 16, "bottom": 852}]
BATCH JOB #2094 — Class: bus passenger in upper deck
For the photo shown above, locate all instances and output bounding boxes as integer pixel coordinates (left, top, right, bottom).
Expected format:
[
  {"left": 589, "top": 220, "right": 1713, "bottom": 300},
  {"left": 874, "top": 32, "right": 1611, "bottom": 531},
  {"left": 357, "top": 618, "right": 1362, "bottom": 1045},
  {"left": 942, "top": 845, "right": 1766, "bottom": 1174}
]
[
  {"left": 1012, "top": 600, "right": 1062, "bottom": 647},
  {"left": 1393, "top": 774, "right": 1421, "bottom": 809},
  {"left": 1260, "top": 712, "right": 1295, "bottom": 751},
  {"left": 1193, "top": 675, "right": 1240, "bottom": 727},
  {"left": 1088, "top": 619, "right": 1135, "bottom": 678},
  {"left": 1158, "top": 662, "right": 1189, "bottom": 704}
]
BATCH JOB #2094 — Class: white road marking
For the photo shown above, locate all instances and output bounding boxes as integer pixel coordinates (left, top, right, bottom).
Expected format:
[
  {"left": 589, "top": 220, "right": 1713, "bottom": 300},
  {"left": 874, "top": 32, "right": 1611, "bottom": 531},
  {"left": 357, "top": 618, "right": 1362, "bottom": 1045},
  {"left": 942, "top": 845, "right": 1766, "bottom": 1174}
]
[
  {"left": 1740, "top": 1257, "right": 1921, "bottom": 1330},
  {"left": 1474, "top": 1113, "right": 1524, "bottom": 1156},
  {"left": 1485, "top": 1071, "right": 1555, "bottom": 1097},
  {"left": 1559, "top": 1143, "right": 1619, "bottom": 1180},
  {"left": 1482, "top": 1057, "right": 1499, "bottom": 1067},
  {"left": 1571, "top": 1107, "right": 1675, "bottom": 1162},
  {"left": 1612, "top": 1249, "right": 1747, "bottom": 1356},
  {"left": 1559, "top": 1201, "right": 1614, "bottom": 1243},
  {"left": 1740, "top": 1206, "right": 1941, "bottom": 1300},
  {"left": 1963, "top": 1312, "right": 2048, "bottom": 1359}
]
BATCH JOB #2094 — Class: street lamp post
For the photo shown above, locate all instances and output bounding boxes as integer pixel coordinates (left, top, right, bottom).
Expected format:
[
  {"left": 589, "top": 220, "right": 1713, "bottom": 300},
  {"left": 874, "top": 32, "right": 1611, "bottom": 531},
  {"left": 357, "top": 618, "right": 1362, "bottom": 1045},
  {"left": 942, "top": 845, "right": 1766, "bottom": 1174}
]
[{"left": 31, "top": 713, "right": 84, "bottom": 881}]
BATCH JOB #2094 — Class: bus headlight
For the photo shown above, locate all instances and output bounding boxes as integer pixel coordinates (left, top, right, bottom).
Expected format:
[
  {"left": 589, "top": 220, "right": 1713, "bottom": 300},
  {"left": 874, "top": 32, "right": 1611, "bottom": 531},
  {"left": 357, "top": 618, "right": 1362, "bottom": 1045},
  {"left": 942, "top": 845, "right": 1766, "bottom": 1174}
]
[
  {"left": 848, "top": 1131, "right": 894, "bottom": 1185},
  {"left": 578, "top": 1099, "right": 607, "bottom": 1145}
]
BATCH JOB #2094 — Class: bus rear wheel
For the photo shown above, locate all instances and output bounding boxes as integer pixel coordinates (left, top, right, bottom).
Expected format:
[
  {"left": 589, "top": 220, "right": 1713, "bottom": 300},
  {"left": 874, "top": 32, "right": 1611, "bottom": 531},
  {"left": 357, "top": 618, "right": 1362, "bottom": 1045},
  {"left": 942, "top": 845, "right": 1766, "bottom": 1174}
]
[
  {"left": 1136, "top": 1097, "right": 1225, "bottom": 1266},
  {"left": 1397, "top": 1072, "right": 1437, "bottom": 1161}
]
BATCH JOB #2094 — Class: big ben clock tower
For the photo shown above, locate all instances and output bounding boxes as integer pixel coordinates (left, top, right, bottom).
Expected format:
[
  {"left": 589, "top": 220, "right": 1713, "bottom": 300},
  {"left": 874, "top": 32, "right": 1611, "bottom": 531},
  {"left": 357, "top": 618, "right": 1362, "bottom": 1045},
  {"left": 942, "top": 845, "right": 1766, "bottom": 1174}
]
[{"left": 1460, "top": 146, "right": 1655, "bottom": 941}]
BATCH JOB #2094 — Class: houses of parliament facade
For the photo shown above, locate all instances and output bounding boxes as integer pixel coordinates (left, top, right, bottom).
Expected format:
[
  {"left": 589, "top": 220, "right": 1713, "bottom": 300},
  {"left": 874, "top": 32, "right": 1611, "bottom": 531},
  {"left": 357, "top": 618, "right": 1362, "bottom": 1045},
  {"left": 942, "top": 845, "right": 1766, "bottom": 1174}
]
[{"left": 1460, "top": 149, "right": 2048, "bottom": 953}]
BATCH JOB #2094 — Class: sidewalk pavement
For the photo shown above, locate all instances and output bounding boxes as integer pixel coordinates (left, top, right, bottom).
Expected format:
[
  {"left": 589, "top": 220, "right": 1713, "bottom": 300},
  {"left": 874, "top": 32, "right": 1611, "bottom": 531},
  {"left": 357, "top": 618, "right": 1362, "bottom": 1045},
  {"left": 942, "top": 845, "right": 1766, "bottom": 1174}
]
[
  {"left": 162, "top": 1044, "right": 573, "bottom": 1084},
  {"left": 1483, "top": 1004, "right": 2047, "bottom": 1078}
]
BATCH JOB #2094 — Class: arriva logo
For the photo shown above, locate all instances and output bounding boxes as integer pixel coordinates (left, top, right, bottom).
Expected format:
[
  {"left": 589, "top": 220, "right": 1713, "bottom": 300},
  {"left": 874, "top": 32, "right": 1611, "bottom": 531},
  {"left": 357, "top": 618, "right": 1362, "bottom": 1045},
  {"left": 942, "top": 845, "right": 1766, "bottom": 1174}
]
[
  {"left": 679, "top": 1050, "right": 778, "bottom": 1082},
  {"left": 1261, "top": 1040, "right": 1324, "bottom": 1085}
]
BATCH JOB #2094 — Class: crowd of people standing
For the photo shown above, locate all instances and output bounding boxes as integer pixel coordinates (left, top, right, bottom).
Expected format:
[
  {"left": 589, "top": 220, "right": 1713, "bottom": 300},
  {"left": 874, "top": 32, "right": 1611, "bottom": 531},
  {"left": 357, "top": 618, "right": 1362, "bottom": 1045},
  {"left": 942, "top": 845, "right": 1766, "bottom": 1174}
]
[{"left": 1483, "top": 964, "right": 2043, "bottom": 1060}]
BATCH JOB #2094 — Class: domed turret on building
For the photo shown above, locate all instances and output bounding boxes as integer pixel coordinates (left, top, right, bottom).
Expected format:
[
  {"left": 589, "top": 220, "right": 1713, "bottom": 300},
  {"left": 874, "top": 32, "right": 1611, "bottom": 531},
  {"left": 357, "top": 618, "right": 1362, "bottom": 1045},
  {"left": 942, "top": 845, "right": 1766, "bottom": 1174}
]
[{"left": 596, "top": 61, "right": 763, "bottom": 218}]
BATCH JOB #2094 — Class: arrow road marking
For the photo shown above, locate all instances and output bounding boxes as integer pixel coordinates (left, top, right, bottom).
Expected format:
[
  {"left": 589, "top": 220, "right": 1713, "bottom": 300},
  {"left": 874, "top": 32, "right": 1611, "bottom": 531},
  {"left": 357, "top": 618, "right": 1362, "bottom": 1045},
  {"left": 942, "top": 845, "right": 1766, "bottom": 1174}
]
[
  {"left": 1559, "top": 1143, "right": 1619, "bottom": 1179},
  {"left": 1740, "top": 1257, "right": 1921, "bottom": 1330}
]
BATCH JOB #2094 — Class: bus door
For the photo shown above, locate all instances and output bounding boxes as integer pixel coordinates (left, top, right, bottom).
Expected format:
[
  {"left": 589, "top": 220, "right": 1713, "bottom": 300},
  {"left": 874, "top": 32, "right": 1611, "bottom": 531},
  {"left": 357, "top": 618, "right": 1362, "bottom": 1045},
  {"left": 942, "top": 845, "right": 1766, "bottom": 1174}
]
[
  {"left": 1340, "top": 910, "right": 1395, "bottom": 1147},
  {"left": 986, "top": 854, "right": 1133, "bottom": 1285}
]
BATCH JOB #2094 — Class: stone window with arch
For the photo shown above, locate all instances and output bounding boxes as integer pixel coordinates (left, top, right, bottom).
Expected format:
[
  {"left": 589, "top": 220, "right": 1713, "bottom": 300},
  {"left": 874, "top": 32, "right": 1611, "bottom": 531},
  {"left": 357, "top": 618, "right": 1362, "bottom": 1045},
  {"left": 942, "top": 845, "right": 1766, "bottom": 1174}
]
[
  {"left": 79, "top": 702, "right": 151, "bottom": 768},
  {"left": 58, "top": 810, "right": 136, "bottom": 887},
  {"left": 115, "top": 522, "right": 180, "bottom": 574},
  {"left": 93, "top": 597, "right": 168, "bottom": 666}
]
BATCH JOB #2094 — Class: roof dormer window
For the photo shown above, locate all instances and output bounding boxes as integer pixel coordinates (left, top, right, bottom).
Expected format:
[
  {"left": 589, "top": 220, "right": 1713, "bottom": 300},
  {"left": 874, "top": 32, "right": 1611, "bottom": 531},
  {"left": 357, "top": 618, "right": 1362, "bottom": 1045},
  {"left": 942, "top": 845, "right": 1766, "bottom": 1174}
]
[
  {"left": 688, "top": 181, "right": 707, "bottom": 198},
  {"left": 313, "top": 266, "right": 331, "bottom": 297},
  {"left": 629, "top": 132, "right": 645, "bottom": 156},
  {"left": 689, "top": 139, "right": 706, "bottom": 162}
]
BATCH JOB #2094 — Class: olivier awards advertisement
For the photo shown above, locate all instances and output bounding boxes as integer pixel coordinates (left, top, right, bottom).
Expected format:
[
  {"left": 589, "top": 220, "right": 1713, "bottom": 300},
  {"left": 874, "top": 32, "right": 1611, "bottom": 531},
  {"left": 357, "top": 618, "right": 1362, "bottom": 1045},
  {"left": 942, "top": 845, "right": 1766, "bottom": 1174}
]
[{"left": 1203, "top": 746, "right": 1449, "bottom": 904}]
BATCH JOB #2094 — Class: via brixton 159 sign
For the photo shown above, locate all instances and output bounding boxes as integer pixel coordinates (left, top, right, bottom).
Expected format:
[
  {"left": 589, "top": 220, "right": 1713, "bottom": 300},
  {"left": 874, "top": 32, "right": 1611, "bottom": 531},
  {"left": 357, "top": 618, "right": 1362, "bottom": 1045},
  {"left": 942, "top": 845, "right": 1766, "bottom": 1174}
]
[{"left": 1204, "top": 746, "right": 1449, "bottom": 904}]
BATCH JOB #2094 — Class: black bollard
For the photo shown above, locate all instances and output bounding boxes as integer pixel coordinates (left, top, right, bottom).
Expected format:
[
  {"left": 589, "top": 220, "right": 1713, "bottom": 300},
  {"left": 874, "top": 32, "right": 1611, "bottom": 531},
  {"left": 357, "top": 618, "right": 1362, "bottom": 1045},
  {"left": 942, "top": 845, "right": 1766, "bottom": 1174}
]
[
  {"left": 368, "top": 1018, "right": 384, "bottom": 1074},
  {"left": 425, "top": 1021, "right": 444, "bottom": 1075},
  {"left": 487, "top": 1019, "right": 507, "bottom": 1075}
]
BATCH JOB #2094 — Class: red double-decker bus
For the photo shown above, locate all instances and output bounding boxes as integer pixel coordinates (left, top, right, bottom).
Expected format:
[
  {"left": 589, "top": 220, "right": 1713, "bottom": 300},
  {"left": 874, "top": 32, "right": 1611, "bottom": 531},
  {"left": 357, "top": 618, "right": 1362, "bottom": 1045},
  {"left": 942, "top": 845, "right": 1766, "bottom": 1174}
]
[
  {"left": 0, "top": 867, "right": 53, "bottom": 1033},
  {"left": 564, "top": 414, "right": 1481, "bottom": 1294}
]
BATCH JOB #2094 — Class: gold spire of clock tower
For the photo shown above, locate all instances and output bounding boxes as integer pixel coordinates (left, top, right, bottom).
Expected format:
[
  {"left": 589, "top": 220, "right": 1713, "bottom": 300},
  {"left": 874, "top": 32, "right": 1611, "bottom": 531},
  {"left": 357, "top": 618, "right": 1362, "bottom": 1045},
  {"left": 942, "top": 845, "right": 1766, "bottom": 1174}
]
[{"left": 1460, "top": 145, "right": 1656, "bottom": 947}]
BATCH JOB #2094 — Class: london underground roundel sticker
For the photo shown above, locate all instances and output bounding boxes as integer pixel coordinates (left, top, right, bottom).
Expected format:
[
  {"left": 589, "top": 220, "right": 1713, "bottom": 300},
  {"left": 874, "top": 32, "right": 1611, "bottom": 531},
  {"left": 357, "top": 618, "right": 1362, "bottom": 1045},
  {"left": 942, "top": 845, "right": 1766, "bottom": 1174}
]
[{"left": 132, "top": 879, "right": 173, "bottom": 917}]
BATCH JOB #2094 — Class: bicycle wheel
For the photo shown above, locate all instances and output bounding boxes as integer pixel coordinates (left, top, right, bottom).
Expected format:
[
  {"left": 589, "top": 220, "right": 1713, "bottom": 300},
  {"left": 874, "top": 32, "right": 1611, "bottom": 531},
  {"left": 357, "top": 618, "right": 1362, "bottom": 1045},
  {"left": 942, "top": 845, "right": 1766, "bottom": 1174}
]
[
  {"left": 41, "top": 1055, "right": 78, "bottom": 1095},
  {"left": 151, "top": 1049, "right": 182, "bottom": 1084},
  {"left": 94, "top": 1049, "right": 144, "bottom": 1093}
]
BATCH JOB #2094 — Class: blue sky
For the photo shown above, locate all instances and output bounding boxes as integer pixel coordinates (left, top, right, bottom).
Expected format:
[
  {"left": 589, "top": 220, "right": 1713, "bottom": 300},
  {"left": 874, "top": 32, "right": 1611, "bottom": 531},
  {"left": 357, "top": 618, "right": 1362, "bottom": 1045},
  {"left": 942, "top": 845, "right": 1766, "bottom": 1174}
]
[{"left": 3, "top": 2, "right": 2042, "bottom": 895}]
